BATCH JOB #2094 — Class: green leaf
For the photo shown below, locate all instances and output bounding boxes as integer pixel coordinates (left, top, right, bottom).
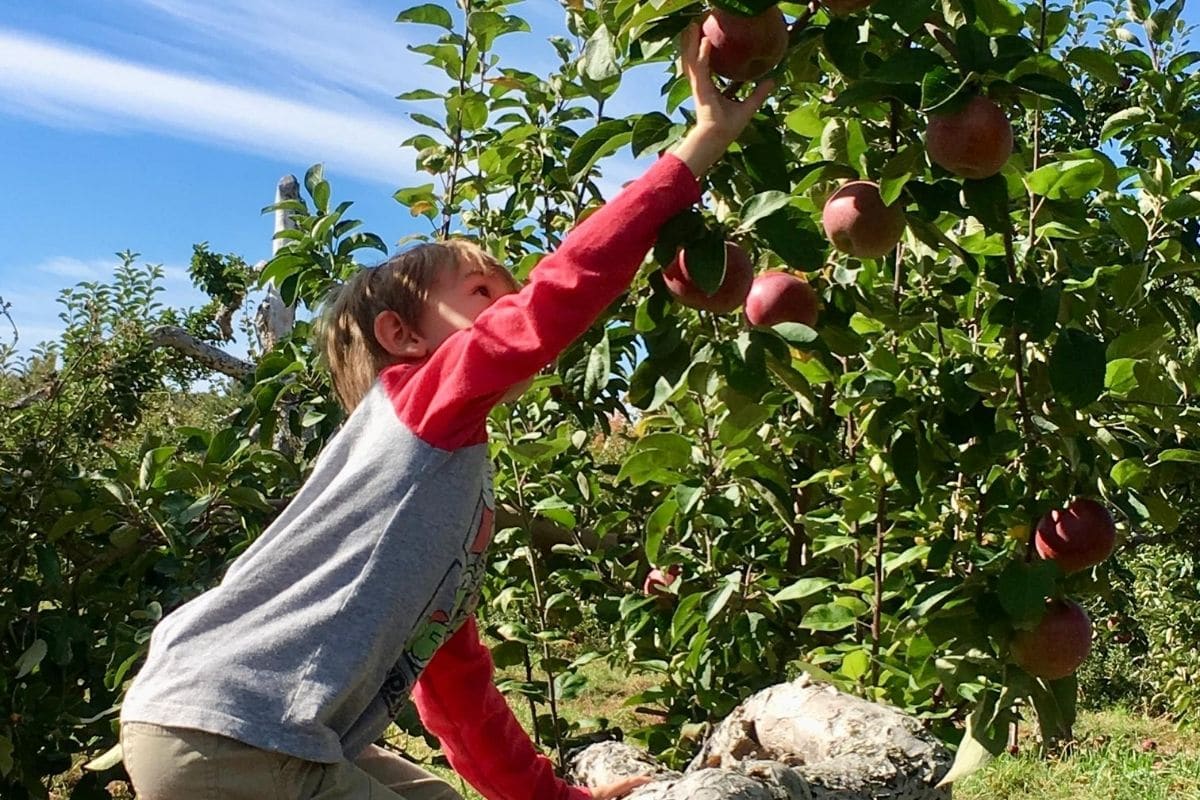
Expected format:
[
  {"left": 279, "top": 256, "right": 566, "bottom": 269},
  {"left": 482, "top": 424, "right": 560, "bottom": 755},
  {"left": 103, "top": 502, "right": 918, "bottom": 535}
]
[
  {"left": 757, "top": 208, "right": 827, "bottom": 269},
  {"left": 879, "top": 144, "right": 923, "bottom": 206},
  {"left": 631, "top": 112, "right": 677, "bottom": 158},
  {"left": 1026, "top": 159, "right": 1105, "bottom": 200},
  {"left": 16, "top": 638, "right": 48, "bottom": 678},
  {"left": 1107, "top": 204, "right": 1148, "bottom": 252},
  {"left": 1100, "top": 107, "right": 1150, "bottom": 142},
  {"left": 705, "top": 577, "right": 739, "bottom": 622},
  {"left": 1104, "top": 358, "right": 1139, "bottom": 395},
  {"left": 645, "top": 497, "right": 679, "bottom": 565},
  {"left": 1049, "top": 329, "right": 1106, "bottom": 408},
  {"left": 772, "top": 577, "right": 835, "bottom": 603},
  {"left": 0, "top": 735, "right": 11, "bottom": 777},
  {"left": 1013, "top": 74, "right": 1086, "bottom": 121},
  {"left": 772, "top": 323, "right": 818, "bottom": 345},
  {"left": 738, "top": 191, "right": 793, "bottom": 232},
  {"left": 866, "top": 48, "right": 946, "bottom": 83},
  {"left": 670, "top": 592, "right": 705, "bottom": 645},
  {"left": 1159, "top": 449, "right": 1200, "bottom": 464},
  {"left": 920, "top": 67, "right": 974, "bottom": 113},
  {"left": 962, "top": 175, "right": 1010, "bottom": 232},
  {"left": 823, "top": 17, "right": 863, "bottom": 78},
  {"left": 583, "top": 330, "right": 611, "bottom": 400},
  {"left": 1163, "top": 193, "right": 1200, "bottom": 222},
  {"left": 84, "top": 743, "right": 124, "bottom": 772},
  {"left": 1066, "top": 46, "right": 1121, "bottom": 84},
  {"left": 397, "top": 89, "right": 442, "bottom": 101},
  {"left": 567, "top": 120, "right": 633, "bottom": 182},
  {"left": 800, "top": 602, "right": 858, "bottom": 631},
  {"left": 973, "top": 0, "right": 1024, "bottom": 34},
  {"left": 1107, "top": 323, "right": 1170, "bottom": 359},
  {"left": 397, "top": 4, "right": 454, "bottom": 29},
  {"left": 1028, "top": 674, "right": 1078, "bottom": 743},
  {"left": 1111, "top": 458, "right": 1150, "bottom": 489},
  {"left": 616, "top": 433, "right": 694, "bottom": 485},
  {"left": 683, "top": 228, "right": 728, "bottom": 297},
  {"left": 581, "top": 25, "right": 620, "bottom": 82},
  {"left": 841, "top": 649, "right": 871, "bottom": 681},
  {"left": 997, "top": 561, "right": 1057, "bottom": 624},
  {"left": 937, "top": 689, "right": 1009, "bottom": 786}
]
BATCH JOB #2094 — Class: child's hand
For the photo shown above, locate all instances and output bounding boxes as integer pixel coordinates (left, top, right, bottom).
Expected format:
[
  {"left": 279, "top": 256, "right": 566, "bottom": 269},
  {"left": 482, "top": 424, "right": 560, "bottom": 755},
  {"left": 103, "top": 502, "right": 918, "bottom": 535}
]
[
  {"left": 590, "top": 774, "right": 655, "bottom": 799},
  {"left": 671, "top": 22, "right": 777, "bottom": 177}
]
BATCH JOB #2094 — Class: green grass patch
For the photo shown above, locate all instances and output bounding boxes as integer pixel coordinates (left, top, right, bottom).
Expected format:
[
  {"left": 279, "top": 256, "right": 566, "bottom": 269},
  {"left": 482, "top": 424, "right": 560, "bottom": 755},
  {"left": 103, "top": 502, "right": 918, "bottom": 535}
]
[{"left": 957, "top": 708, "right": 1200, "bottom": 800}]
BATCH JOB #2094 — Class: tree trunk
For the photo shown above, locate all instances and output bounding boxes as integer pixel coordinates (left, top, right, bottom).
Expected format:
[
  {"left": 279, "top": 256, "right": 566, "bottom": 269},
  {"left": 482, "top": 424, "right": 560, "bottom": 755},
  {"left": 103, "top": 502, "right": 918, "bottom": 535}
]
[
  {"left": 567, "top": 676, "right": 952, "bottom": 800},
  {"left": 254, "top": 175, "right": 299, "bottom": 353}
]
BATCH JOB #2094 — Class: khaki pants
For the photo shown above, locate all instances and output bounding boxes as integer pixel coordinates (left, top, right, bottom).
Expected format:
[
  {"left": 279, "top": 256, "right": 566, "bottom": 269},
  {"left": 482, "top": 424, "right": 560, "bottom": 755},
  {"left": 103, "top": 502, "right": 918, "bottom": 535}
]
[{"left": 120, "top": 722, "right": 464, "bottom": 800}]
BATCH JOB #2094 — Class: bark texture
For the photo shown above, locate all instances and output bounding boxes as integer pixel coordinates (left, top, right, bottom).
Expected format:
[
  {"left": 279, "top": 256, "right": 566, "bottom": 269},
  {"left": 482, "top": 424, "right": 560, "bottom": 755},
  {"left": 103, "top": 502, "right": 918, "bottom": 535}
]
[{"left": 567, "top": 677, "right": 951, "bottom": 800}]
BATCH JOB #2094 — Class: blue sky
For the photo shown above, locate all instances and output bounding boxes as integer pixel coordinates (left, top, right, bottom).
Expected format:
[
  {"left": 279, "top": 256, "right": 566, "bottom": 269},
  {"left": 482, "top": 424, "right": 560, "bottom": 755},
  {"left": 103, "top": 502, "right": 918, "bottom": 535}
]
[
  {"left": 0, "top": 2, "right": 1194, "bottom": 358},
  {"left": 0, "top": 0, "right": 648, "bottom": 356}
]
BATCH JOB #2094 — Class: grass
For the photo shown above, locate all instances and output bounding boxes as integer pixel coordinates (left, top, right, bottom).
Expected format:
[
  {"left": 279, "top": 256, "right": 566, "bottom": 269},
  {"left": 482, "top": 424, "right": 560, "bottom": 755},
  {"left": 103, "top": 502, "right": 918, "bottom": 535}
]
[{"left": 957, "top": 708, "right": 1200, "bottom": 800}]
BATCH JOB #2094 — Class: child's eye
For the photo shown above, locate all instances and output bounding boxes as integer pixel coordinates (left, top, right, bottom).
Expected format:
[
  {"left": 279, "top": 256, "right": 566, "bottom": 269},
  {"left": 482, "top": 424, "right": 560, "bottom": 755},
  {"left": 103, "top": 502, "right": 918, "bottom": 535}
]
[{"left": 474, "top": 285, "right": 491, "bottom": 298}]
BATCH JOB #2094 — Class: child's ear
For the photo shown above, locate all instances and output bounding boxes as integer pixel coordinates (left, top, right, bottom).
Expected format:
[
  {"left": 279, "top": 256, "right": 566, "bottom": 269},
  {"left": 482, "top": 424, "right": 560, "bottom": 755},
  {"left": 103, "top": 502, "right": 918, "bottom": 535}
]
[{"left": 374, "top": 310, "right": 428, "bottom": 359}]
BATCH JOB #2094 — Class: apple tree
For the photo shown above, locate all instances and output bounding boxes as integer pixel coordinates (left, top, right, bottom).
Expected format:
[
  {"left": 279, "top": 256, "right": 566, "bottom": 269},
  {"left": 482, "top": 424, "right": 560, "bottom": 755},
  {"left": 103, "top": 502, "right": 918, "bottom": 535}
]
[{"left": 367, "top": 0, "right": 1200, "bottom": 778}]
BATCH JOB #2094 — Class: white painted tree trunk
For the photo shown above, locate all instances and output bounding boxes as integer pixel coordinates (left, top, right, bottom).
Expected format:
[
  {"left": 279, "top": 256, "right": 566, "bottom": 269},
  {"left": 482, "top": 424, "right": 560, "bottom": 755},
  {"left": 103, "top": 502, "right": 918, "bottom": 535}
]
[
  {"left": 254, "top": 175, "right": 299, "bottom": 353},
  {"left": 567, "top": 676, "right": 952, "bottom": 800}
]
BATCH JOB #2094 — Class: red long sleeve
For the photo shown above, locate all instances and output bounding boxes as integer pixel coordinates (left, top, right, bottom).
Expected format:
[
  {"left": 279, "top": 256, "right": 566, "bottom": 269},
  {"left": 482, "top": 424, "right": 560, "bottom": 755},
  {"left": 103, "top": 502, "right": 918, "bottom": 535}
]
[
  {"left": 382, "top": 153, "right": 702, "bottom": 451},
  {"left": 412, "top": 617, "right": 591, "bottom": 800}
]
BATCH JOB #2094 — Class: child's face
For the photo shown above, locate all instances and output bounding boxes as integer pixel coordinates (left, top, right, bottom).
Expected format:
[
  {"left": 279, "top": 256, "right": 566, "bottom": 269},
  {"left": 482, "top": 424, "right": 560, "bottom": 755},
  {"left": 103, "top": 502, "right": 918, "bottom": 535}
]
[{"left": 418, "top": 260, "right": 517, "bottom": 351}]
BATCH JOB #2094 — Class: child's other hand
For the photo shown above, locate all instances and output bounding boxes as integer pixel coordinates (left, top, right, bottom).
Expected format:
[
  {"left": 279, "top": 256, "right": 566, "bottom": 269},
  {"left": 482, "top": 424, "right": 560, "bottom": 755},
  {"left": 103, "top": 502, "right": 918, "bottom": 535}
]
[
  {"left": 589, "top": 774, "right": 655, "bottom": 799},
  {"left": 672, "top": 22, "right": 776, "bottom": 177}
]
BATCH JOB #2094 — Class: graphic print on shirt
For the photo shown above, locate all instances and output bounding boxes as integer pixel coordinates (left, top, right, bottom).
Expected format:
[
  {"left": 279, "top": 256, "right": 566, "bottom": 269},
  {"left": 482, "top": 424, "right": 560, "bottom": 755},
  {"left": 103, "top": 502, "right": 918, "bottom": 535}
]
[{"left": 379, "top": 490, "right": 495, "bottom": 717}]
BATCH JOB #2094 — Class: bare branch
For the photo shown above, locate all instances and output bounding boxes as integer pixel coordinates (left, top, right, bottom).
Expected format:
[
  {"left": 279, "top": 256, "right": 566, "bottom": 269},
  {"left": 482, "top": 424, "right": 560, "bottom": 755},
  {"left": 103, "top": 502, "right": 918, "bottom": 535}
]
[{"left": 148, "top": 325, "right": 253, "bottom": 380}]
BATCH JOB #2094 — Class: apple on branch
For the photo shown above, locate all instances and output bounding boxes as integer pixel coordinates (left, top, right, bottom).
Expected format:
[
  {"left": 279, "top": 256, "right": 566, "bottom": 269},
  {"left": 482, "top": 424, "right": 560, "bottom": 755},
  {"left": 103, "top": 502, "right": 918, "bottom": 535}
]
[
  {"left": 822, "top": 181, "right": 907, "bottom": 259},
  {"left": 663, "top": 241, "right": 755, "bottom": 314},
  {"left": 745, "top": 271, "right": 819, "bottom": 328},
  {"left": 924, "top": 95, "right": 1014, "bottom": 180},
  {"left": 643, "top": 565, "right": 682, "bottom": 599},
  {"left": 1034, "top": 497, "right": 1117, "bottom": 574},
  {"left": 1011, "top": 598, "right": 1093, "bottom": 680},
  {"left": 701, "top": 6, "right": 789, "bottom": 82}
]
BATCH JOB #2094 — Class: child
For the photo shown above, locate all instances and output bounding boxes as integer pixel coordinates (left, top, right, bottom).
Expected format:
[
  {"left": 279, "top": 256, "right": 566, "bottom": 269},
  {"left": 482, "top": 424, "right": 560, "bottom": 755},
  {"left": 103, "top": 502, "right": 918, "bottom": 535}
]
[{"left": 119, "top": 25, "right": 773, "bottom": 800}]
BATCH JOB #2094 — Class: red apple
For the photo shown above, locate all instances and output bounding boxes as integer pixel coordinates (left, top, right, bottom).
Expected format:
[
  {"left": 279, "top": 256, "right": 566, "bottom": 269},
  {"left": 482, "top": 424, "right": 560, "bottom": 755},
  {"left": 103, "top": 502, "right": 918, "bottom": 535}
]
[
  {"left": 1035, "top": 498, "right": 1116, "bottom": 574},
  {"left": 643, "top": 565, "right": 682, "bottom": 597},
  {"left": 822, "top": 0, "right": 877, "bottom": 15},
  {"left": 925, "top": 95, "right": 1014, "bottom": 180},
  {"left": 745, "top": 271, "right": 819, "bottom": 328},
  {"left": 701, "top": 7, "right": 789, "bottom": 82},
  {"left": 821, "top": 181, "right": 907, "bottom": 259},
  {"left": 663, "top": 242, "right": 755, "bottom": 314},
  {"left": 1011, "top": 598, "right": 1093, "bottom": 680}
]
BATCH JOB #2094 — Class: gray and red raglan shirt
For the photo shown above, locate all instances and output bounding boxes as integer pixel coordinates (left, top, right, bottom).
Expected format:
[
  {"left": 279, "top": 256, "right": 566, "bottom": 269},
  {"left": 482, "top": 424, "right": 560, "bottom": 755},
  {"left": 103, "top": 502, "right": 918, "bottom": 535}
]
[{"left": 120, "top": 153, "right": 702, "bottom": 800}]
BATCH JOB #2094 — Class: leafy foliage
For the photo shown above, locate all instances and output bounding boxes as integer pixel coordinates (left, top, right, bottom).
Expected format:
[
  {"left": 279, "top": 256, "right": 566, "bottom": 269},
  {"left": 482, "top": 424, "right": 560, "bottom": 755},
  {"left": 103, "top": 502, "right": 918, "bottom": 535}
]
[{"left": 3, "top": 0, "right": 1200, "bottom": 795}]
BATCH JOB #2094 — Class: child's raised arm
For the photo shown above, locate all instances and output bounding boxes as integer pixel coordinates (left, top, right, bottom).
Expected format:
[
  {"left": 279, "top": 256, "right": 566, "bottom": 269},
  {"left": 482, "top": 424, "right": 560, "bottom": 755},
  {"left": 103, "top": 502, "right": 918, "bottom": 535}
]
[{"left": 383, "top": 24, "right": 774, "bottom": 451}]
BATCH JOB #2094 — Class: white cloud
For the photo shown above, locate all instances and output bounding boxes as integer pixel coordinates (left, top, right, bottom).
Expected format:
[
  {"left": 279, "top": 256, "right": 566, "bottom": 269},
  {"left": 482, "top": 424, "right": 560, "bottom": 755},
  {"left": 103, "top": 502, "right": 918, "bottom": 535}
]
[
  {"left": 36, "top": 256, "right": 119, "bottom": 281},
  {"left": 0, "top": 28, "right": 424, "bottom": 186},
  {"left": 122, "top": 0, "right": 437, "bottom": 99}
]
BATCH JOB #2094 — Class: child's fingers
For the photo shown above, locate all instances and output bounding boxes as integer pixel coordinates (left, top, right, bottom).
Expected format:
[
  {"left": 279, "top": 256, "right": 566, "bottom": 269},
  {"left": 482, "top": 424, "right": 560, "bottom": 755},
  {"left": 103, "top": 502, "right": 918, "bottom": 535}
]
[
  {"left": 749, "top": 78, "right": 776, "bottom": 107},
  {"left": 696, "top": 35, "right": 712, "bottom": 70},
  {"left": 677, "top": 23, "right": 698, "bottom": 70},
  {"left": 739, "top": 78, "right": 776, "bottom": 118},
  {"left": 687, "top": 37, "right": 721, "bottom": 103}
]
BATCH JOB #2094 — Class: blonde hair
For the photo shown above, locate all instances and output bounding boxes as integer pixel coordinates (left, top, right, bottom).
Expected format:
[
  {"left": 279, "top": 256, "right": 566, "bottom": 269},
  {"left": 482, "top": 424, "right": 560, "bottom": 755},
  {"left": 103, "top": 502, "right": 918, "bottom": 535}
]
[{"left": 317, "top": 240, "right": 516, "bottom": 412}]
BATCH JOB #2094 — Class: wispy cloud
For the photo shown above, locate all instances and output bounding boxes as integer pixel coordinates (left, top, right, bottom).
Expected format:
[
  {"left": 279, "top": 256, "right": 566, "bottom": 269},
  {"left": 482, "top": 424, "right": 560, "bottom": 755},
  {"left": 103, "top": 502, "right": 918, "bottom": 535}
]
[
  {"left": 123, "top": 0, "right": 440, "bottom": 98},
  {"left": 0, "top": 27, "right": 425, "bottom": 186}
]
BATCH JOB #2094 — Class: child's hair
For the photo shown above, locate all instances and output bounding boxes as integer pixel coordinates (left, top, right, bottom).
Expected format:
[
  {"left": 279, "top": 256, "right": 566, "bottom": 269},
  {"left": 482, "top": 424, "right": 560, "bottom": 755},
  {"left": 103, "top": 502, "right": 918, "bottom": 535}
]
[{"left": 317, "top": 239, "right": 516, "bottom": 413}]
